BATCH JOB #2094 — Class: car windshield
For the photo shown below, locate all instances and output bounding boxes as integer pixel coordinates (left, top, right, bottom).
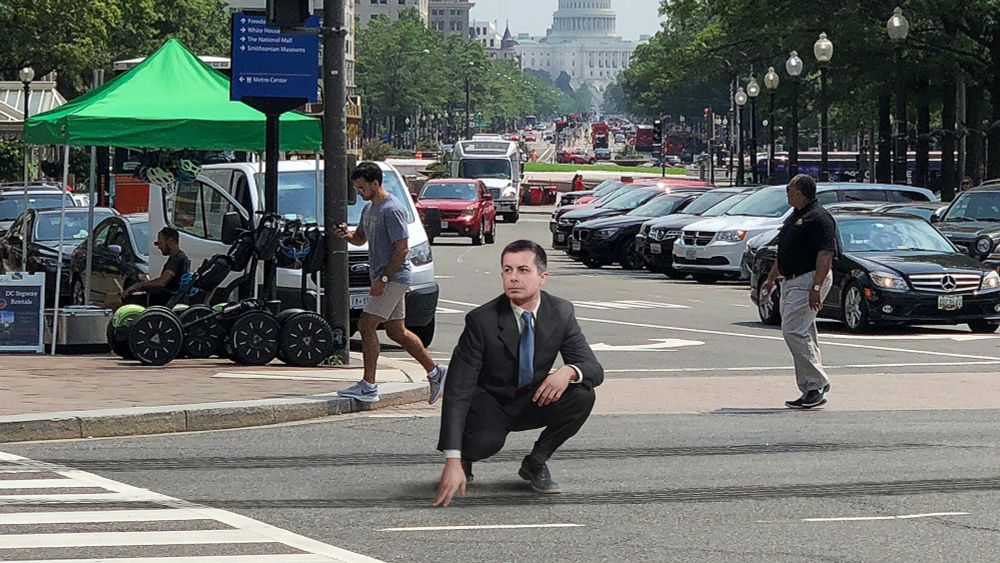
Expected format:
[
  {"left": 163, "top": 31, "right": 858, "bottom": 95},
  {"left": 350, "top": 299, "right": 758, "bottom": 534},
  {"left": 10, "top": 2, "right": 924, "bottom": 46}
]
[
  {"left": 131, "top": 222, "right": 150, "bottom": 257},
  {"left": 259, "top": 170, "right": 415, "bottom": 226},
  {"left": 705, "top": 194, "right": 749, "bottom": 216},
  {"left": 838, "top": 218, "right": 954, "bottom": 253},
  {"left": 420, "top": 183, "right": 477, "bottom": 200},
  {"left": 458, "top": 159, "right": 511, "bottom": 180},
  {"left": 0, "top": 194, "right": 74, "bottom": 221},
  {"left": 726, "top": 187, "right": 791, "bottom": 217},
  {"left": 608, "top": 189, "right": 658, "bottom": 210},
  {"left": 683, "top": 191, "right": 738, "bottom": 215},
  {"left": 594, "top": 181, "right": 626, "bottom": 196},
  {"left": 34, "top": 211, "right": 116, "bottom": 242},
  {"left": 942, "top": 192, "right": 1000, "bottom": 222},
  {"left": 628, "top": 195, "right": 685, "bottom": 216},
  {"left": 595, "top": 186, "right": 631, "bottom": 205}
]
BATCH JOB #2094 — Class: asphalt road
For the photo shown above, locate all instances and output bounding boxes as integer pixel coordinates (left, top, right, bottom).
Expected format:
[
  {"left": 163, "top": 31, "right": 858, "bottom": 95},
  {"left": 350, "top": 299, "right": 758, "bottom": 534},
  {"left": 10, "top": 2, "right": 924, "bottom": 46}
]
[{"left": 4, "top": 215, "right": 1000, "bottom": 561}]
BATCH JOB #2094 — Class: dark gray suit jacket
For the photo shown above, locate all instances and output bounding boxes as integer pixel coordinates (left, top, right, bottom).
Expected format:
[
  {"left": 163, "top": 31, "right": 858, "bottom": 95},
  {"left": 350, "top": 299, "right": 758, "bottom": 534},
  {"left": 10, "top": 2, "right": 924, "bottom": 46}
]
[{"left": 437, "top": 291, "right": 603, "bottom": 451}]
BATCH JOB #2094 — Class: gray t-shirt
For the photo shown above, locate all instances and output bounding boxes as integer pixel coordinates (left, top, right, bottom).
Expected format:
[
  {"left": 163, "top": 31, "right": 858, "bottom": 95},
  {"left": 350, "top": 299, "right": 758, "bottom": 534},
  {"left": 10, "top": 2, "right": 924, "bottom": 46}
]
[{"left": 356, "top": 194, "right": 412, "bottom": 285}]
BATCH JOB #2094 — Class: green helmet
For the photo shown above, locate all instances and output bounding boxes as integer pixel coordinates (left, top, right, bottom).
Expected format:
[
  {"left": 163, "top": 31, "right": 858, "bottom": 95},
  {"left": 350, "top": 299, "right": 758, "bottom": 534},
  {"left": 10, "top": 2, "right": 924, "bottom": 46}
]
[{"left": 112, "top": 304, "right": 146, "bottom": 328}]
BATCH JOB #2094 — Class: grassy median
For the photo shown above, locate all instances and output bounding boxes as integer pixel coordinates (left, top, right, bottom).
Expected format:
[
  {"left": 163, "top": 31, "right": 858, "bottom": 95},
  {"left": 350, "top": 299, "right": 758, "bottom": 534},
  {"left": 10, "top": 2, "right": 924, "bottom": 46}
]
[{"left": 525, "top": 162, "right": 688, "bottom": 175}]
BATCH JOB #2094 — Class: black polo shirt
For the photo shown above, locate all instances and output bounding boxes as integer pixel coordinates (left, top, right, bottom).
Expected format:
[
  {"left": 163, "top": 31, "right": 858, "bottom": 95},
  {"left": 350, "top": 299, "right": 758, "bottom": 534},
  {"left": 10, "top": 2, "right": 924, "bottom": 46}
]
[{"left": 777, "top": 200, "right": 838, "bottom": 278}]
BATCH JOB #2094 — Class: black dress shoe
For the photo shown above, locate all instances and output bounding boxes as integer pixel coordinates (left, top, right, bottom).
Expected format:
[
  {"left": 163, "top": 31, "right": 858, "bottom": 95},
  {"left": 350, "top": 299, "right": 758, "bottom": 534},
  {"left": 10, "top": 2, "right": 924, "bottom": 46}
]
[
  {"left": 518, "top": 459, "right": 561, "bottom": 494},
  {"left": 461, "top": 459, "right": 474, "bottom": 484}
]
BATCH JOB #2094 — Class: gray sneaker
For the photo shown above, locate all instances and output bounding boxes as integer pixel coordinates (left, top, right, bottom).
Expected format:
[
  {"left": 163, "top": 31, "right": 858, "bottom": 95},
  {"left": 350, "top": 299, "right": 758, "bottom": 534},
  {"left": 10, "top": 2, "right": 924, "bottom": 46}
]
[
  {"left": 338, "top": 380, "right": 380, "bottom": 403},
  {"left": 427, "top": 364, "right": 448, "bottom": 405}
]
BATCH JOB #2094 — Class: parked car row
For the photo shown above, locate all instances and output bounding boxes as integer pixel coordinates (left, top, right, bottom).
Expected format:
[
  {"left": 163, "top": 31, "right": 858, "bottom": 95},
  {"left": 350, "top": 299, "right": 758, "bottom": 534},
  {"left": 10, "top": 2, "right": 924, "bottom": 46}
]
[{"left": 551, "top": 178, "right": 1000, "bottom": 333}]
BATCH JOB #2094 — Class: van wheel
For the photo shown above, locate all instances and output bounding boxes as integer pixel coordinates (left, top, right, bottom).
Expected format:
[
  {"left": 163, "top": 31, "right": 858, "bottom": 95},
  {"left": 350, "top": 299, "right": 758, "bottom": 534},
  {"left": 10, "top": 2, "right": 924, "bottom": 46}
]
[
  {"left": 484, "top": 222, "right": 496, "bottom": 244},
  {"left": 410, "top": 319, "right": 435, "bottom": 347},
  {"left": 471, "top": 230, "right": 483, "bottom": 246},
  {"left": 503, "top": 212, "right": 519, "bottom": 223},
  {"left": 757, "top": 279, "right": 781, "bottom": 326}
]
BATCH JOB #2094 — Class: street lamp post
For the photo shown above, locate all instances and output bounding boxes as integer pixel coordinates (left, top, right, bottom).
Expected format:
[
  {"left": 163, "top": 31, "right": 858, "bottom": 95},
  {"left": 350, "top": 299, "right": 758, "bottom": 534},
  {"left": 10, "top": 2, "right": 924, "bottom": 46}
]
[
  {"left": 19, "top": 66, "right": 34, "bottom": 272},
  {"left": 735, "top": 87, "right": 748, "bottom": 186},
  {"left": 814, "top": 32, "right": 834, "bottom": 181},
  {"left": 887, "top": 7, "right": 910, "bottom": 184},
  {"left": 747, "top": 76, "right": 760, "bottom": 184},
  {"left": 785, "top": 51, "right": 804, "bottom": 178},
  {"left": 763, "top": 67, "right": 780, "bottom": 183}
]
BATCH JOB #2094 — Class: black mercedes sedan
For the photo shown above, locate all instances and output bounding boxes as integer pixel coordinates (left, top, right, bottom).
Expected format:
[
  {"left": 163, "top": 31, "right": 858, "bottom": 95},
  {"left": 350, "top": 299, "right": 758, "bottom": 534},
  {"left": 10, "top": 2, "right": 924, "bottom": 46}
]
[
  {"left": 0, "top": 207, "right": 118, "bottom": 305},
  {"left": 569, "top": 192, "right": 700, "bottom": 269},
  {"left": 749, "top": 213, "right": 1000, "bottom": 333}
]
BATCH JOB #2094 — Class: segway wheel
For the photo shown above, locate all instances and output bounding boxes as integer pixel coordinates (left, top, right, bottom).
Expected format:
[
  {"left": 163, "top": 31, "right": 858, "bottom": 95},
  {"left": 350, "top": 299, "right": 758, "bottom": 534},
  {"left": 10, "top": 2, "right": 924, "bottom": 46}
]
[
  {"left": 128, "top": 309, "right": 184, "bottom": 366},
  {"left": 107, "top": 321, "right": 134, "bottom": 360},
  {"left": 226, "top": 310, "right": 279, "bottom": 366},
  {"left": 179, "top": 305, "right": 225, "bottom": 359},
  {"left": 278, "top": 312, "right": 335, "bottom": 367}
]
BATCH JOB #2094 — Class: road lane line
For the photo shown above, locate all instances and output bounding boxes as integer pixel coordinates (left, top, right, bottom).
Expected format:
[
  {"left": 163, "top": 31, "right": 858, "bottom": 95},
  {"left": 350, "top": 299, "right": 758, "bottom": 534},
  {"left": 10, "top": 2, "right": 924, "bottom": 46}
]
[
  {"left": 0, "top": 557, "right": 334, "bottom": 563},
  {"left": 0, "top": 479, "right": 91, "bottom": 489},
  {"left": 0, "top": 509, "right": 210, "bottom": 525},
  {"left": 605, "top": 361, "right": 1000, "bottom": 373},
  {"left": 439, "top": 298, "right": 479, "bottom": 307},
  {"left": 378, "top": 523, "right": 584, "bottom": 532},
  {"left": 801, "top": 511, "right": 969, "bottom": 522},
  {"left": 0, "top": 529, "right": 269, "bottom": 549}
]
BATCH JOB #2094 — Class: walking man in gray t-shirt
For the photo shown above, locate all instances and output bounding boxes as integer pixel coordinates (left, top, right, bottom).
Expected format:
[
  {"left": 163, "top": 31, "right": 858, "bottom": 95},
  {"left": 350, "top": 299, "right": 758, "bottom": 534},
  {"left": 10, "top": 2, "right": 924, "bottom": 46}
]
[{"left": 335, "top": 162, "right": 447, "bottom": 404}]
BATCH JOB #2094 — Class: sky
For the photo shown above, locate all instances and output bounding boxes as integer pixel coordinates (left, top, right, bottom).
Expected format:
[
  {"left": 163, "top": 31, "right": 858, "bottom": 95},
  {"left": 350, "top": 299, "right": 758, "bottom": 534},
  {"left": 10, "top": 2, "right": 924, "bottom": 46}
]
[{"left": 469, "top": 0, "right": 664, "bottom": 41}]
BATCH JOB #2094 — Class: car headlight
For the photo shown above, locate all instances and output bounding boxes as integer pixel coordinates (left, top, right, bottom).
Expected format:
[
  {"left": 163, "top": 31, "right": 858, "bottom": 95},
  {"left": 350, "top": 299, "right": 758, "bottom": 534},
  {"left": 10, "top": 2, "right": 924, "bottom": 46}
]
[
  {"left": 975, "top": 236, "right": 994, "bottom": 257},
  {"left": 869, "top": 271, "right": 908, "bottom": 290},
  {"left": 666, "top": 229, "right": 682, "bottom": 239},
  {"left": 717, "top": 230, "right": 747, "bottom": 243},
  {"left": 38, "top": 256, "right": 61, "bottom": 270},
  {"left": 461, "top": 205, "right": 477, "bottom": 218},
  {"left": 409, "top": 241, "right": 433, "bottom": 266},
  {"left": 594, "top": 228, "right": 620, "bottom": 239},
  {"left": 982, "top": 270, "right": 1000, "bottom": 290}
]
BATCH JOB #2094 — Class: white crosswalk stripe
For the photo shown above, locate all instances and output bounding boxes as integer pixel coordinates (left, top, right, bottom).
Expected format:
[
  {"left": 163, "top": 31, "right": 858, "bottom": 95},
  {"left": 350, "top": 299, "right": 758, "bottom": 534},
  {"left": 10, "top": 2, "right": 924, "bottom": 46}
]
[
  {"left": 572, "top": 300, "right": 689, "bottom": 310},
  {"left": 0, "top": 451, "right": 382, "bottom": 563}
]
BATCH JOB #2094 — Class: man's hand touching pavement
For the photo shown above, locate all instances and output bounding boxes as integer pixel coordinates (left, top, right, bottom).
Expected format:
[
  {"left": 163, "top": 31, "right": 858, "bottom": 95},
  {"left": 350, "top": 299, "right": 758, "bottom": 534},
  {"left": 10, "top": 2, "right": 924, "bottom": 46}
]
[{"left": 432, "top": 459, "right": 467, "bottom": 507}]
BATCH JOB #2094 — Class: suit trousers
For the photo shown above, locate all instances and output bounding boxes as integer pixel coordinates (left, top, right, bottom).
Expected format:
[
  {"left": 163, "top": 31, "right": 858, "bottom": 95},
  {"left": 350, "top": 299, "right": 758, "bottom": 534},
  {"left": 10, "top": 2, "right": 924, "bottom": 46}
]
[
  {"left": 461, "top": 384, "right": 596, "bottom": 467},
  {"left": 779, "top": 273, "right": 833, "bottom": 393}
]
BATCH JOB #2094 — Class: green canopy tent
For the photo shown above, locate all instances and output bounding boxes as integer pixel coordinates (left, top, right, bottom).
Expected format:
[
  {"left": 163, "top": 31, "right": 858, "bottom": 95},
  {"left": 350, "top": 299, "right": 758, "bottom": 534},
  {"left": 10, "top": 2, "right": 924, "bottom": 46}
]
[
  {"left": 24, "top": 38, "right": 321, "bottom": 150},
  {"left": 22, "top": 38, "right": 323, "bottom": 354}
]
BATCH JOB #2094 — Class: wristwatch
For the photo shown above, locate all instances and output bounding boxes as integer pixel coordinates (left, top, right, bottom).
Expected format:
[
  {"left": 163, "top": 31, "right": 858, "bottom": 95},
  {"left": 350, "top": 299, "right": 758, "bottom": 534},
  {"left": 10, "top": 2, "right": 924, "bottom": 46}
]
[
  {"left": 380, "top": 275, "right": 390, "bottom": 283},
  {"left": 812, "top": 284, "right": 822, "bottom": 291}
]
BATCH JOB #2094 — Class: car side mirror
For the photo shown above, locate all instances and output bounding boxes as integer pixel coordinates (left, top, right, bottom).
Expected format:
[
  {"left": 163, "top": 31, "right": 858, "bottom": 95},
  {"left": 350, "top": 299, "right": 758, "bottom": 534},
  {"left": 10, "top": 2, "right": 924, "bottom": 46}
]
[
  {"left": 221, "top": 211, "right": 241, "bottom": 245},
  {"left": 107, "top": 244, "right": 123, "bottom": 255},
  {"left": 930, "top": 208, "right": 946, "bottom": 223}
]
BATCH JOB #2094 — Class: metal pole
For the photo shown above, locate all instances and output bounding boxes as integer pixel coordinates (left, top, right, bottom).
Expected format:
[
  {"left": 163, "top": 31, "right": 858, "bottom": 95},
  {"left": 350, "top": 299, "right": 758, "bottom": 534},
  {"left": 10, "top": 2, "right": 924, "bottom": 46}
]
[
  {"left": 958, "top": 78, "right": 967, "bottom": 182},
  {"left": 51, "top": 145, "right": 69, "bottom": 355},
  {"left": 790, "top": 78, "right": 800, "bottom": 178},
  {"left": 21, "top": 80, "right": 30, "bottom": 272},
  {"left": 893, "top": 47, "right": 908, "bottom": 184},
  {"left": 263, "top": 113, "right": 280, "bottom": 306},
  {"left": 737, "top": 105, "right": 745, "bottom": 186},
  {"left": 84, "top": 68, "right": 103, "bottom": 306},
  {"left": 750, "top": 96, "right": 758, "bottom": 184},
  {"left": 314, "top": 152, "right": 322, "bottom": 314},
  {"left": 465, "top": 74, "right": 472, "bottom": 140},
  {"left": 322, "top": 0, "right": 351, "bottom": 364},
  {"left": 768, "top": 92, "right": 776, "bottom": 183},
  {"left": 820, "top": 65, "right": 830, "bottom": 181}
]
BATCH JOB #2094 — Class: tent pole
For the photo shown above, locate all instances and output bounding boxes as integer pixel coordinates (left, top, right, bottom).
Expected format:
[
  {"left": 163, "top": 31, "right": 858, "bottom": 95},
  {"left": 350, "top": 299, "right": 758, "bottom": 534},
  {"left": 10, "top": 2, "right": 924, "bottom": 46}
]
[
  {"left": 51, "top": 145, "right": 69, "bottom": 355},
  {"left": 263, "top": 113, "right": 279, "bottom": 308},
  {"left": 314, "top": 152, "right": 322, "bottom": 314},
  {"left": 84, "top": 145, "right": 96, "bottom": 306}
]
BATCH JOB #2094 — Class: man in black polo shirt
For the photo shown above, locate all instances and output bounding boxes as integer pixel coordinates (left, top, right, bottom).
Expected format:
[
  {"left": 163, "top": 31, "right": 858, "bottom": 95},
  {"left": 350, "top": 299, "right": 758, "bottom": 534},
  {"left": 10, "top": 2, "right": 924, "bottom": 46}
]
[{"left": 762, "top": 174, "right": 838, "bottom": 409}]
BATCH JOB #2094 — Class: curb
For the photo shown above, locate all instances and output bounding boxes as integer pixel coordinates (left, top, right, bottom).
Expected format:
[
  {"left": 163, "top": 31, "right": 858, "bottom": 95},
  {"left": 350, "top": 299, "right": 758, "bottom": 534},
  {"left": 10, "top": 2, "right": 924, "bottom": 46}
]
[{"left": 0, "top": 382, "right": 430, "bottom": 444}]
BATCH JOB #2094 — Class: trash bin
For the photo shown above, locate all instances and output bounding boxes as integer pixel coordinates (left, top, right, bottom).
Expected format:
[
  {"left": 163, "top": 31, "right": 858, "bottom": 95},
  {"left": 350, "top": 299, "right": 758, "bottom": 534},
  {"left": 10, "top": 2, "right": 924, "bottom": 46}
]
[
  {"left": 527, "top": 186, "right": 543, "bottom": 205},
  {"left": 543, "top": 186, "right": 558, "bottom": 204}
]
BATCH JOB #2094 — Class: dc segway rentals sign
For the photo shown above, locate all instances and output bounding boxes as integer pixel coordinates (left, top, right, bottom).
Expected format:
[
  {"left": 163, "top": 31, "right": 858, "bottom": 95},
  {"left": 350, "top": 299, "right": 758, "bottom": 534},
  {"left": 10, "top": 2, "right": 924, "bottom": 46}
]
[
  {"left": 230, "top": 12, "right": 320, "bottom": 102},
  {"left": 0, "top": 273, "right": 45, "bottom": 352}
]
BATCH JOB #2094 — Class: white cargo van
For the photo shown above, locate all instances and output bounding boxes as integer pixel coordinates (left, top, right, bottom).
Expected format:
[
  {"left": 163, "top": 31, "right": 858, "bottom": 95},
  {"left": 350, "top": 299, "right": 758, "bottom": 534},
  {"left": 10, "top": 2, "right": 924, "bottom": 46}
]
[
  {"left": 451, "top": 139, "right": 522, "bottom": 222},
  {"left": 147, "top": 160, "right": 439, "bottom": 344}
]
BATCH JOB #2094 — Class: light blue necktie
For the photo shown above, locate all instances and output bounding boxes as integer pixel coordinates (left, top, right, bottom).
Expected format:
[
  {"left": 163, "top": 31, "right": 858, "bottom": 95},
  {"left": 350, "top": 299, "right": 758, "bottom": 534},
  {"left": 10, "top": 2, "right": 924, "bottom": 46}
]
[{"left": 518, "top": 311, "right": 535, "bottom": 388}]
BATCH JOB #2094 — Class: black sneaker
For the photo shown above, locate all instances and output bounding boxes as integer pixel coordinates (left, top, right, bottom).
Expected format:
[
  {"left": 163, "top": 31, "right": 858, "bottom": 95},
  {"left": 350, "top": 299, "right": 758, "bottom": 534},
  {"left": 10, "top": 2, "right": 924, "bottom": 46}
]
[
  {"left": 518, "top": 459, "right": 561, "bottom": 494},
  {"left": 786, "top": 389, "right": 826, "bottom": 409},
  {"left": 461, "top": 459, "right": 474, "bottom": 484}
]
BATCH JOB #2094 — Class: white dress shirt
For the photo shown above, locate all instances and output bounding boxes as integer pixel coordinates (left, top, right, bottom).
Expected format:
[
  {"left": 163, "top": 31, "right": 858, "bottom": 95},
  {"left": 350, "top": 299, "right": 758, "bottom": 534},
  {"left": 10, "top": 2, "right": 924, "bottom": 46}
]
[{"left": 445, "top": 300, "right": 583, "bottom": 459}]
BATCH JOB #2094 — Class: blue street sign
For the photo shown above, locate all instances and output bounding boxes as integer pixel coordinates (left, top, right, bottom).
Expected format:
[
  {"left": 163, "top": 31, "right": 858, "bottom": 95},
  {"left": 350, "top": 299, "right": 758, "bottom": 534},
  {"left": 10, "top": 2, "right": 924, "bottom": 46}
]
[{"left": 230, "top": 12, "right": 320, "bottom": 102}]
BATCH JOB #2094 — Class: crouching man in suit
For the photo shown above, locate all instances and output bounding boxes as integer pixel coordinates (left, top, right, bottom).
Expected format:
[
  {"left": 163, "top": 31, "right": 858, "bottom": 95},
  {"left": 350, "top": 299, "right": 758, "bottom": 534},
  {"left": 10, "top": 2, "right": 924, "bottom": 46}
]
[{"left": 433, "top": 240, "right": 603, "bottom": 507}]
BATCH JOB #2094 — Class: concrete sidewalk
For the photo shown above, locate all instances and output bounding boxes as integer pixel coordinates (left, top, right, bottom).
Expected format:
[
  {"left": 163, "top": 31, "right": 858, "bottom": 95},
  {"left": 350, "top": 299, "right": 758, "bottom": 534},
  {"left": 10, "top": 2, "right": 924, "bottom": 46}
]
[{"left": 0, "top": 352, "right": 431, "bottom": 444}]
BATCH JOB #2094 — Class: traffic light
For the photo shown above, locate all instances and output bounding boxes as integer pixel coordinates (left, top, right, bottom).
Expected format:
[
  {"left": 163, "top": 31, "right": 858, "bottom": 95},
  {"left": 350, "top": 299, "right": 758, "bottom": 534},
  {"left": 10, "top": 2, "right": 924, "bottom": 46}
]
[
  {"left": 267, "top": 0, "right": 312, "bottom": 28},
  {"left": 652, "top": 119, "right": 663, "bottom": 146}
]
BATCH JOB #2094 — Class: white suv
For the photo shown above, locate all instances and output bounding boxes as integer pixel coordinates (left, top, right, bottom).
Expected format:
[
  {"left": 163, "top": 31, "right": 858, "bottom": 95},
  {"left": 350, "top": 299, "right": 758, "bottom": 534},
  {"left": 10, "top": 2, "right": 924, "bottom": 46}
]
[{"left": 673, "top": 183, "right": 936, "bottom": 283}]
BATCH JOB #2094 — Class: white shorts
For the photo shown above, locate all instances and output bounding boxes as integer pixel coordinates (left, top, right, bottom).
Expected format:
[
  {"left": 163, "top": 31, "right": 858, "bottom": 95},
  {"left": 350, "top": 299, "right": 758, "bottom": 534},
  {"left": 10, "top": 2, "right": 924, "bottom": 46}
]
[{"left": 363, "top": 281, "right": 408, "bottom": 321}]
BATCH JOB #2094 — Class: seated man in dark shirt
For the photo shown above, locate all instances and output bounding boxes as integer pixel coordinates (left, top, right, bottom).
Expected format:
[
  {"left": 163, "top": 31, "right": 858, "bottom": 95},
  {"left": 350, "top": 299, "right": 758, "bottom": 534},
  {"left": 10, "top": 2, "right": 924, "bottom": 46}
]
[{"left": 122, "top": 227, "right": 190, "bottom": 307}]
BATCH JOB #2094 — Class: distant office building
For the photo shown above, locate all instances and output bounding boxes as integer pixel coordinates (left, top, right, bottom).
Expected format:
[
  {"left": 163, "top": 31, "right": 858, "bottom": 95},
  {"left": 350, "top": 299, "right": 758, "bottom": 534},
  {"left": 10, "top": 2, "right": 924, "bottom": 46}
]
[
  {"left": 356, "top": 0, "right": 429, "bottom": 27},
  {"left": 470, "top": 20, "right": 520, "bottom": 65},
  {"left": 429, "top": 0, "right": 474, "bottom": 37}
]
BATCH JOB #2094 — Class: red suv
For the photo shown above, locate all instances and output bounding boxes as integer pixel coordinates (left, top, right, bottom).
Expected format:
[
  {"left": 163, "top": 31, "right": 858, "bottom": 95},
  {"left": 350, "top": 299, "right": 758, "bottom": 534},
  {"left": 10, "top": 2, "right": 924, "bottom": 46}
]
[
  {"left": 556, "top": 149, "right": 596, "bottom": 165},
  {"left": 416, "top": 179, "right": 497, "bottom": 246}
]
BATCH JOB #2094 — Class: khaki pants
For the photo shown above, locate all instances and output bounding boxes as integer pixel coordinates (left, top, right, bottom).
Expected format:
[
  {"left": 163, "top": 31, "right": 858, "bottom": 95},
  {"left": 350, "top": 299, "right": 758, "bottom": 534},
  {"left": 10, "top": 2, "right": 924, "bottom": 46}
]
[{"left": 779, "top": 273, "right": 833, "bottom": 393}]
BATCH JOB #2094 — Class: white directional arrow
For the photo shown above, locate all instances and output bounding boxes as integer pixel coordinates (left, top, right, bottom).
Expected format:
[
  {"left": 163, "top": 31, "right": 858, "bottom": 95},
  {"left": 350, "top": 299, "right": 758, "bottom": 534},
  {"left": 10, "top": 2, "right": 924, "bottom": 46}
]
[
  {"left": 240, "top": 27, "right": 246, "bottom": 33},
  {"left": 240, "top": 18, "right": 246, "bottom": 24},
  {"left": 238, "top": 76, "right": 245, "bottom": 82},
  {"left": 240, "top": 45, "right": 245, "bottom": 51},
  {"left": 241, "top": 36, "right": 246, "bottom": 42},
  {"left": 590, "top": 338, "right": 704, "bottom": 352}
]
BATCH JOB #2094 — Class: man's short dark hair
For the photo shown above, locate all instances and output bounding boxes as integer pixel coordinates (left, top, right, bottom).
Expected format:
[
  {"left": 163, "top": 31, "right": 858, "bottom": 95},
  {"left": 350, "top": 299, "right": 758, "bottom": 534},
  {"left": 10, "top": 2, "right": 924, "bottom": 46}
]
[
  {"left": 790, "top": 174, "right": 818, "bottom": 200},
  {"left": 501, "top": 239, "right": 547, "bottom": 273},
  {"left": 351, "top": 161, "right": 383, "bottom": 185},
  {"left": 158, "top": 227, "right": 179, "bottom": 242}
]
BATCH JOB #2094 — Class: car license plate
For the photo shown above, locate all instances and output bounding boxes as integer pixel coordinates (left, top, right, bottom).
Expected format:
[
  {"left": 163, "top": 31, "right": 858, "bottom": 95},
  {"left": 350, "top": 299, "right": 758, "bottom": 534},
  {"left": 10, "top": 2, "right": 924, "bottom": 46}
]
[
  {"left": 938, "top": 295, "right": 963, "bottom": 311},
  {"left": 555, "top": 233, "right": 566, "bottom": 243},
  {"left": 440, "top": 220, "right": 449, "bottom": 230},
  {"left": 571, "top": 240, "right": 581, "bottom": 251},
  {"left": 349, "top": 294, "right": 370, "bottom": 310},
  {"left": 650, "top": 243, "right": 662, "bottom": 254},
  {"left": 685, "top": 248, "right": 697, "bottom": 260}
]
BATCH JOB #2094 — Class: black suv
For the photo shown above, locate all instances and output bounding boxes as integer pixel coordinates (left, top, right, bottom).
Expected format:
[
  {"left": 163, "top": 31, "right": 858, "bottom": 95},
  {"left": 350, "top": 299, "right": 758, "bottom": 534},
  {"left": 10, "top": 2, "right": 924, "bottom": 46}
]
[{"left": 932, "top": 183, "right": 1000, "bottom": 267}]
